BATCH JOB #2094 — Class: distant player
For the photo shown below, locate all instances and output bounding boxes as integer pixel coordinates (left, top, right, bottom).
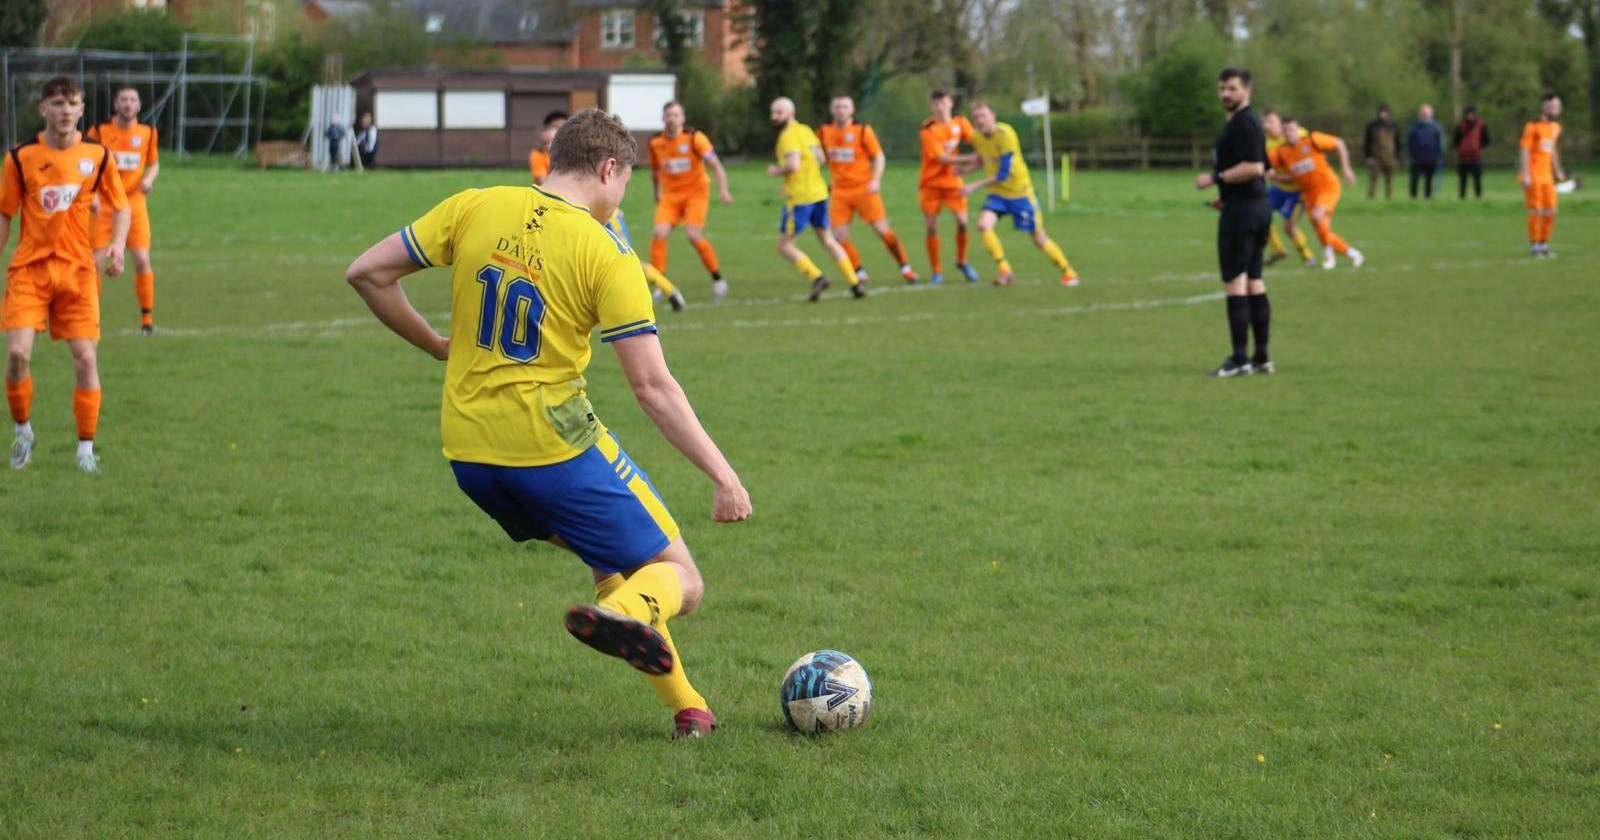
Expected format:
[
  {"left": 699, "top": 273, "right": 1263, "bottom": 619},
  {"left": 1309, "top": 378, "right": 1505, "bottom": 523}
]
[
  {"left": 962, "top": 102, "right": 1079, "bottom": 287},
  {"left": 345, "top": 109, "right": 751, "bottom": 739},
  {"left": 918, "top": 89, "right": 981, "bottom": 284},
  {"left": 88, "top": 85, "right": 160, "bottom": 334},
  {"left": 766, "top": 97, "right": 862, "bottom": 302},
  {"left": 1260, "top": 109, "right": 1316, "bottom": 266},
  {"left": 3, "top": 76, "right": 130, "bottom": 473},
  {"left": 1519, "top": 94, "right": 1564, "bottom": 258},
  {"left": 1268, "top": 118, "right": 1364, "bottom": 269},
  {"left": 527, "top": 110, "right": 566, "bottom": 185},
  {"left": 648, "top": 102, "right": 732, "bottom": 300},
  {"left": 607, "top": 210, "right": 686, "bottom": 312},
  {"left": 818, "top": 95, "right": 917, "bottom": 284}
]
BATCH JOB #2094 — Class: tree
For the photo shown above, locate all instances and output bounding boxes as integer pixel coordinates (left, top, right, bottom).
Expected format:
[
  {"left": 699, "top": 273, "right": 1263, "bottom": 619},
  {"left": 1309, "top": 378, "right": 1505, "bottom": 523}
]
[
  {"left": 1130, "top": 22, "right": 1230, "bottom": 137},
  {"left": 648, "top": 0, "right": 694, "bottom": 70},
  {"left": 0, "top": 0, "right": 46, "bottom": 49},
  {"left": 75, "top": 9, "right": 187, "bottom": 53},
  {"left": 1539, "top": 0, "right": 1600, "bottom": 132}
]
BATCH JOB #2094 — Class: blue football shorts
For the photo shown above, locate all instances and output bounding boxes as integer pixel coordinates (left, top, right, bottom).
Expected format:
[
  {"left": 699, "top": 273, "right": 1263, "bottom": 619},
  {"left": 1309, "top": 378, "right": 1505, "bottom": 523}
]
[
  {"left": 1268, "top": 185, "right": 1302, "bottom": 219},
  {"left": 450, "top": 431, "right": 680, "bottom": 574},
  {"left": 780, "top": 199, "right": 830, "bottom": 235},
  {"left": 980, "top": 193, "right": 1041, "bottom": 233}
]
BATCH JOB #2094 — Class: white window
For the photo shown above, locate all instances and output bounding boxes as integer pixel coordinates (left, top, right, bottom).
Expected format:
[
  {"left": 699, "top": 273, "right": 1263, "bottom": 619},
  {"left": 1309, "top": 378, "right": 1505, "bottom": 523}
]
[
  {"left": 443, "top": 90, "right": 506, "bottom": 129},
  {"left": 425, "top": 12, "right": 445, "bottom": 34},
  {"left": 130, "top": 0, "right": 167, "bottom": 8},
  {"left": 601, "top": 9, "right": 636, "bottom": 50},
  {"left": 519, "top": 13, "right": 539, "bottom": 33},
  {"left": 654, "top": 10, "right": 704, "bottom": 49},
  {"left": 375, "top": 90, "right": 439, "bottom": 129}
]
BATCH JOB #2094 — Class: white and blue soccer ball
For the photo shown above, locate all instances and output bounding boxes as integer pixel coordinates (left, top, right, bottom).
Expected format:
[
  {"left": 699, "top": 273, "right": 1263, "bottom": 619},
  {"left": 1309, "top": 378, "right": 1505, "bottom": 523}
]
[{"left": 780, "top": 649, "right": 873, "bottom": 733}]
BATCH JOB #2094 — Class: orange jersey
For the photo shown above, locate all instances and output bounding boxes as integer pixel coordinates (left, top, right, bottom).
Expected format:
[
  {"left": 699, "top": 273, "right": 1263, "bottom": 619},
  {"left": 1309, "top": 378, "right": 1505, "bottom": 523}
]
[
  {"left": 919, "top": 116, "right": 975, "bottom": 190},
  {"left": 86, "top": 120, "right": 157, "bottom": 196},
  {"left": 528, "top": 148, "right": 550, "bottom": 183},
  {"left": 1520, "top": 120, "right": 1561, "bottom": 183},
  {"left": 649, "top": 129, "right": 714, "bottom": 195},
  {"left": 1, "top": 135, "right": 129, "bottom": 270},
  {"left": 818, "top": 122, "right": 882, "bottom": 192},
  {"left": 1269, "top": 131, "right": 1342, "bottom": 195}
]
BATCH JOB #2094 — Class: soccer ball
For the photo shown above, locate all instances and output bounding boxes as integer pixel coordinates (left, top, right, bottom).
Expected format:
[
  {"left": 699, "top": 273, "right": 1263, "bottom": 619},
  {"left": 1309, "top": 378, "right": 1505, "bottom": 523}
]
[{"left": 780, "top": 650, "right": 873, "bottom": 733}]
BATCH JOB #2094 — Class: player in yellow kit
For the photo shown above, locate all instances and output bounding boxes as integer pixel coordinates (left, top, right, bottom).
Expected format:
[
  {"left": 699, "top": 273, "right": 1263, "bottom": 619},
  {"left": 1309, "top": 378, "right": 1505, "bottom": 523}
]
[
  {"left": 961, "top": 103, "right": 1078, "bottom": 286},
  {"left": 345, "top": 109, "right": 751, "bottom": 739},
  {"left": 1260, "top": 109, "right": 1316, "bottom": 266},
  {"left": 766, "top": 97, "right": 862, "bottom": 302}
]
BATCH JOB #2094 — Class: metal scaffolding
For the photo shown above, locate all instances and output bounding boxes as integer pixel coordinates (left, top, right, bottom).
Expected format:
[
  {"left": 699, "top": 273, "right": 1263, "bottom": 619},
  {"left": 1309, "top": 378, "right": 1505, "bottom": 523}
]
[{"left": 1, "top": 38, "right": 265, "bottom": 158}]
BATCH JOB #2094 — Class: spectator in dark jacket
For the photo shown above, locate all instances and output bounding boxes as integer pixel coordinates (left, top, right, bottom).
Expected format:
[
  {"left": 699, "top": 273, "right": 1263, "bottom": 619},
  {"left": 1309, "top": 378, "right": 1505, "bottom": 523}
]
[
  {"left": 1406, "top": 104, "right": 1443, "bottom": 199},
  {"left": 1364, "top": 104, "right": 1401, "bottom": 199},
  {"left": 1452, "top": 104, "right": 1490, "bottom": 199}
]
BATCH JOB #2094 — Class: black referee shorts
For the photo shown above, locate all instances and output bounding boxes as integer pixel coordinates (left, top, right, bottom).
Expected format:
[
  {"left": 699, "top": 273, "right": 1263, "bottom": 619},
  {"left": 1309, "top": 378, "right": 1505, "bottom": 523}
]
[{"left": 1217, "top": 198, "right": 1272, "bottom": 282}]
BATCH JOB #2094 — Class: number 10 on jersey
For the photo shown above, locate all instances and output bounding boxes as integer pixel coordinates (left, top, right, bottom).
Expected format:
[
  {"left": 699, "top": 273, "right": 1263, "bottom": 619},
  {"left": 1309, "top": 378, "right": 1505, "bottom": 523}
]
[{"left": 474, "top": 264, "right": 547, "bottom": 362}]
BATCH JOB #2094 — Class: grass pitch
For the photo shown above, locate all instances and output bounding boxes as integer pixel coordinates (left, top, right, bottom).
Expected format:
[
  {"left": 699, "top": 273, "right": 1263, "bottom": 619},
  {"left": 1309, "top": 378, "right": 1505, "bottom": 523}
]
[{"left": 1, "top": 161, "right": 1597, "bottom": 839}]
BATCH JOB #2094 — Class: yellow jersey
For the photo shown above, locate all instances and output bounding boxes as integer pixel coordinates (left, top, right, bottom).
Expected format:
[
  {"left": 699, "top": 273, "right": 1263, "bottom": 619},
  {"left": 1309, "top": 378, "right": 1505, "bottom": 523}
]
[
  {"left": 1265, "top": 134, "right": 1301, "bottom": 193},
  {"left": 969, "top": 122, "right": 1033, "bottom": 200},
  {"left": 775, "top": 121, "right": 828, "bottom": 205},
  {"left": 403, "top": 185, "right": 657, "bottom": 467}
]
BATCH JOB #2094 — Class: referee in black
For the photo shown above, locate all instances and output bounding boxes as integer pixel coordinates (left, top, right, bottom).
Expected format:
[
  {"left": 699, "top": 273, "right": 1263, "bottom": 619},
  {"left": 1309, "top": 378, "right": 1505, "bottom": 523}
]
[{"left": 1195, "top": 67, "right": 1273, "bottom": 377}]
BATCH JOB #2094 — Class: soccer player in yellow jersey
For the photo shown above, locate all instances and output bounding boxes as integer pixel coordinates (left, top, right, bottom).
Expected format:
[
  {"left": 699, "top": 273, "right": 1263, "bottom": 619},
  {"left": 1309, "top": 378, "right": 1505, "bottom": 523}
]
[
  {"left": 605, "top": 210, "right": 686, "bottom": 311},
  {"left": 767, "top": 97, "right": 864, "bottom": 302},
  {"left": 345, "top": 109, "right": 751, "bottom": 739},
  {"left": 1519, "top": 94, "right": 1564, "bottom": 258},
  {"left": 1260, "top": 109, "right": 1316, "bottom": 266},
  {"left": 961, "top": 103, "right": 1078, "bottom": 287}
]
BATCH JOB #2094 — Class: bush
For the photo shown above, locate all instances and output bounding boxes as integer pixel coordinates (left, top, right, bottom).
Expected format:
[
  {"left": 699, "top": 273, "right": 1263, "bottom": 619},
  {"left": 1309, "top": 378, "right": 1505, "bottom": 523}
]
[
  {"left": 75, "top": 9, "right": 186, "bottom": 53},
  {"left": 1129, "top": 23, "right": 1230, "bottom": 138}
]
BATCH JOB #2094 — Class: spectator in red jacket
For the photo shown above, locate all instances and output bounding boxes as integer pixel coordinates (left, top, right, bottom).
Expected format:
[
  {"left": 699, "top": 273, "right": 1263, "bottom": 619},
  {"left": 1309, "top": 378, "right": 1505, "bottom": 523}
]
[{"left": 1453, "top": 104, "right": 1491, "bottom": 199}]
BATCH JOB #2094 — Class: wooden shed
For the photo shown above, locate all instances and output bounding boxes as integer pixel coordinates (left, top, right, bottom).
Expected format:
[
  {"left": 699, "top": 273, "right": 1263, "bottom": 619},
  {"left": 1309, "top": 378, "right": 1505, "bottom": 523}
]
[{"left": 350, "top": 68, "right": 676, "bottom": 168}]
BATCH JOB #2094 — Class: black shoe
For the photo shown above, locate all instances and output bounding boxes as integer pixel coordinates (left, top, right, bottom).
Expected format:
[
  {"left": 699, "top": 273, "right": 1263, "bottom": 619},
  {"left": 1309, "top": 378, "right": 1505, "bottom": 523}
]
[
  {"left": 808, "top": 276, "right": 831, "bottom": 302},
  {"left": 1209, "top": 357, "right": 1253, "bottom": 378},
  {"left": 1264, "top": 251, "right": 1287, "bottom": 267},
  {"left": 1252, "top": 359, "right": 1275, "bottom": 374},
  {"left": 564, "top": 604, "right": 674, "bottom": 675},
  {"left": 140, "top": 324, "right": 154, "bottom": 336},
  {"left": 851, "top": 280, "right": 868, "bottom": 299},
  {"left": 667, "top": 291, "right": 686, "bottom": 312}
]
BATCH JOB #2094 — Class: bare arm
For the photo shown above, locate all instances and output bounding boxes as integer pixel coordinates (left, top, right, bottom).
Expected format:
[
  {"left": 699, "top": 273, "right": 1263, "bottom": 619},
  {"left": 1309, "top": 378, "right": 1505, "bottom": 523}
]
[
  {"left": 1334, "top": 138, "right": 1356, "bottom": 184},
  {"left": 1518, "top": 146, "right": 1530, "bottom": 186},
  {"left": 768, "top": 151, "right": 801, "bottom": 177},
  {"left": 961, "top": 172, "right": 996, "bottom": 196},
  {"left": 869, "top": 151, "right": 885, "bottom": 194},
  {"left": 141, "top": 161, "right": 160, "bottom": 194},
  {"left": 345, "top": 233, "right": 449, "bottom": 360},
  {"left": 0, "top": 214, "right": 10, "bottom": 252},
  {"left": 612, "top": 334, "right": 751, "bottom": 522},
  {"left": 1552, "top": 146, "right": 1565, "bottom": 182},
  {"left": 1196, "top": 160, "right": 1265, "bottom": 189},
  {"left": 652, "top": 167, "right": 662, "bottom": 203},
  {"left": 706, "top": 152, "right": 732, "bottom": 203},
  {"left": 104, "top": 207, "right": 131, "bottom": 276}
]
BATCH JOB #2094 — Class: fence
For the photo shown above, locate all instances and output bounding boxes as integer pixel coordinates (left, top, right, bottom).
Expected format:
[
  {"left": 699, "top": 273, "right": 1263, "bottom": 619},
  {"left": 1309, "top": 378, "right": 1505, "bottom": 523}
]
[{"left": 1057, "top": 133, "right": 1595, "bottom": 171}]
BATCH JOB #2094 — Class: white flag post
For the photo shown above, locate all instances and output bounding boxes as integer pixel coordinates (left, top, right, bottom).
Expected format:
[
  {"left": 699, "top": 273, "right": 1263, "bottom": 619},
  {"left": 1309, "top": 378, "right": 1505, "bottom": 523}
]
[{"left": 1021, "top": 93, "right": 1054, "bottom": 211}]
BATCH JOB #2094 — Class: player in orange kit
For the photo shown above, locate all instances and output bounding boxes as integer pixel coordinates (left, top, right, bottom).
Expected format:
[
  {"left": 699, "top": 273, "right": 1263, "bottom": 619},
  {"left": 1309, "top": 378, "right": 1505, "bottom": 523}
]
[
  {"left": 1519, "top": 94, "right": 1565, "bottom": 258},
  {"left": 649, "top": 102, "right": 732, "bottom": 300},
  {"left": 88, "top": 85, "right": 160, "bottom": 334},
  {"left": 1267, "top": 118, "right": 1365, "bottom": 269},
  {"left": 3, "top": 77, "right": 130, "bottom": 474},
  {"left": 819, "top": 95, "right": 917, "bottom": 284},
  {"left": 528, "top": 110, "right": 566, "bottom": 185},
  {"left": 918, "top": 89, "right": 981, "bottom": 284}
]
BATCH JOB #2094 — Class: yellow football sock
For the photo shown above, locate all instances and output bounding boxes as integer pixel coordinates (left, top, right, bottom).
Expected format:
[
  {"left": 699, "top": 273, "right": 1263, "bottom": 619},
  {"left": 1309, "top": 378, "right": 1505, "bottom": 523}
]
[
  {"left": 597, "top": 562, "right": 683, "bottom": 625},
  {"left": 592, "top": 571, "right": 707, "bottom": 713},
  {"left": 1291, "top": 228, "right": 1313, "bottom": 260},
  {"left": 1041, "top": 238, "right": 1072, "bottom": 273},
  {"left": 835, "top": 256, "right": 858, "bottom": 286},
  {"left": 643, "top": 263, "right": 677, "bottom": 296},
  {"left": 980, "top": 228, "right": 1007, "bottom": 264},
  {"left": 997, "top": 259, "right": 1012, "bottom": 276},
  {"left": 792, "top": 254, "right": 822, "bottom": 282},
  {"left": 1267, "top": 225, "right": 1287, "bottom": 256}
]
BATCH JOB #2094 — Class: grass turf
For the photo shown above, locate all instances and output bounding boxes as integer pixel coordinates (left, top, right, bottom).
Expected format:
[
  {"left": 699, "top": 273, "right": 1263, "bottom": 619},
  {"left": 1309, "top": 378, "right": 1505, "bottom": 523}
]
[{"left": 1, "top": 162, "right": 1597, "bottom": 838}]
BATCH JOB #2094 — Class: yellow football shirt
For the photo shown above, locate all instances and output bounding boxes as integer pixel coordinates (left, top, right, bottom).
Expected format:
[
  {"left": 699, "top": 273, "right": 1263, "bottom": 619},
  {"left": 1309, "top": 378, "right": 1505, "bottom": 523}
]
[
  {"left": 969, "top": 122, "right": 1033, "bottom": 199},
  {"left": 402, "top": 185, "right": 657, "bottom": 467},
  {"left": 1266, "top": 134, "right": 1302, "bottom": 193},
  {"left": 775, "top": 121, "right": 828, "bottom": 205}
]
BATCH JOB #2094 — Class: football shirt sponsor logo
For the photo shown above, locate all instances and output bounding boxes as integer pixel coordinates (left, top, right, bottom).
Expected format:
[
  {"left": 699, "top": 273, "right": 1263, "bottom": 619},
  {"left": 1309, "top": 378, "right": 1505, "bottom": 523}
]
[
  {"left": 115, "top": 151, "right": 143, "bottom": 171},
  {"left": 40, "top": 184, "right": 82, "bottom": 213}
]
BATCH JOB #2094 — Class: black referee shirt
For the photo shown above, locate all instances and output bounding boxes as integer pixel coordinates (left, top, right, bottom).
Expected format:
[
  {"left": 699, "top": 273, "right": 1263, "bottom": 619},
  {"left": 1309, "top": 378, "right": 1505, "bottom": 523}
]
[{"left": 1213, "top": 105, "right": 1267, "bottom": 203}]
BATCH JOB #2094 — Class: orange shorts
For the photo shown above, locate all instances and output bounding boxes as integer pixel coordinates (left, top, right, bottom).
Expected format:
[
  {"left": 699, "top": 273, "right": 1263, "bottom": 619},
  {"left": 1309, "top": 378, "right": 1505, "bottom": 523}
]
[
  {"left": 1303, "top": 186, "right": 1341, "bottom": 216},
  {"left": 829, "top": 189, "right": 887, "bottom": 227},
  {"left": 655, "top": 190, "right": 710, "bottom": 228},
  {"left": 2, "top": 258, "right": 101, "bottom": 341},
  {"left": 1524, "top": 181, "right": 1556, "bottom": 210},
  {"left": 918, "top": 187, "right": 967, "bottom": 217},
  {"left": 94, "top": 194, "right": 151, "bottom": 250}
]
